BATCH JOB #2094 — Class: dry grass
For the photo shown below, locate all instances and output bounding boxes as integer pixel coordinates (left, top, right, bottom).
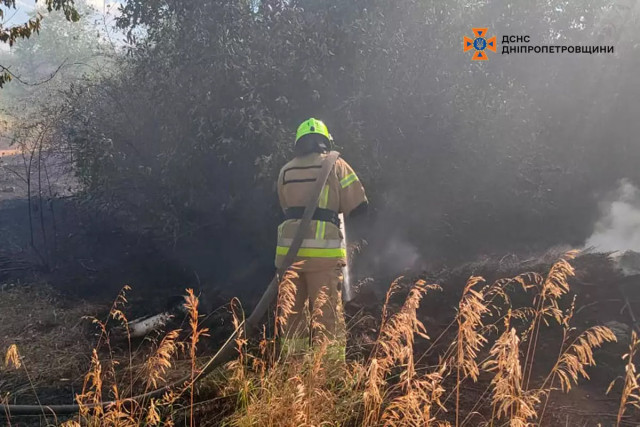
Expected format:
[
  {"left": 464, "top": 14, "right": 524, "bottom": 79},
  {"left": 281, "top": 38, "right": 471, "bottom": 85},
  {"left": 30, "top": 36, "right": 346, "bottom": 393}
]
[
  {"left": 220, "top": 252, "right": 623, "bottom": 426},
  {"left": 2, "top": 252, "right": 637, "bottom": 426},
  {"left": 609, "top": 330, "right": 640, "bottom": 426}
]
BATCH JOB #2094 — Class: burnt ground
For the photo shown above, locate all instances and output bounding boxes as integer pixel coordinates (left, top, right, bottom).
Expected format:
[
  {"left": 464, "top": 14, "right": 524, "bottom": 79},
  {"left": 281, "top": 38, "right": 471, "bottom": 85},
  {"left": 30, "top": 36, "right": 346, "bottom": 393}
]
[
  {"left": 2, "top": 150, "right": 640, "bottom": 425},
  {"left": 0, "top": 149, "right": 223, "bottom": 307}
]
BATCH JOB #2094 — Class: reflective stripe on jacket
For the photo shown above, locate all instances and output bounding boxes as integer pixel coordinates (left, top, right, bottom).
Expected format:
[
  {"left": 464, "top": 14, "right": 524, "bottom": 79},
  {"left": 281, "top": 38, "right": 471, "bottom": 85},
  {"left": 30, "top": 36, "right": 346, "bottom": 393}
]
[{"left": 275, "top": 152, "right": 367, "bottom": 270}]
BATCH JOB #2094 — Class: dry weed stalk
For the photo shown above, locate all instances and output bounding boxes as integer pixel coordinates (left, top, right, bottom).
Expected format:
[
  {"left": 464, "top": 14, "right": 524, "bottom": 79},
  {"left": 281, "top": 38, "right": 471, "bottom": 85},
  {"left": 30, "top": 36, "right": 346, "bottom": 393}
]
[
  {"left": 538, "top": 251, "right": 577, "bottom": 323},
  {"left": 145, "top": 329, "right": 183, "bottom": 390},
  {"left": 146, "top": 398, "right": 162, "bottom": 426},
  {"left": 310, "top": 286, "right": 329, "bottom": 344},
  {"left": 451, "top": 276, "right": 488, "bottom": 426},
  {"left": 76, "top": 349, "right": 105, "bottom": 421},
  {"left": 363, "top": 356, "right": 385, "bottom": 426},
  {"left": 2, "top": 343, "right": 49, "bottom": 422},
  {"left": 100, "top": 385, "right": 137, "bottom": 426},
  {"left": 109, "top": 287, "right": 134, "bottom": 399},
  {"left": 483, "top": 322, "right": 540, "bottom": 427},
  {"left": 362, "top": 277, "right": 404, "bottom": 425},
  {"left": 547, "top": 325, "right": 616, "bottom": 393},
  {"left": 296, "top": 288, "right": 333, "bottom": 424},
  {"left": 381, "top": 364, "right": 449, "bottom": 427},
  {"left": 295, "top": 341, "right": 331, "bottom": 425},
  {"left": 529, "top": 324, "right": 615, "bottom": 425},
  {"left": 183, "top": 288, "right": 209, "bottom": 427},
  {"left": 93, "top": 285, "right": 132, "bottom": 350},
  {"left": 78, "top": 284, "right": 133, "bottom": 420},
  {"left": 251, "top": 325, "right": 269, "bottom": 381},
  {"left": 454, "top": 276, "right": 489, "bottom": 382},
  {"left": 275, "top": 266, "right": 299, "bottom": 337},
  {"left": 365, "top": 280, "right": 441, "bottom": 426},
  {"left": 4, "top": 344, "right": 21, "bottom": 370},
  {"left": 523, "top": 250, "right": 578, "bottom": 388},
  {"left": 226, "top": 297, "right": 251, "bottom": 409},
  {"left": 609, "top": 330, "right": 640, "bottom": 426}
]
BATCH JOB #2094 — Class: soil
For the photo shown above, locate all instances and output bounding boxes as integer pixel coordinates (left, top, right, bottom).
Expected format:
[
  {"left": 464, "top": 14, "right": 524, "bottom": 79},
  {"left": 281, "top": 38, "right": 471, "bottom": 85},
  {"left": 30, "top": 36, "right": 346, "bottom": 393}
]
[{"left": 0, "top": 283, "right": 97, "bottom": 405}]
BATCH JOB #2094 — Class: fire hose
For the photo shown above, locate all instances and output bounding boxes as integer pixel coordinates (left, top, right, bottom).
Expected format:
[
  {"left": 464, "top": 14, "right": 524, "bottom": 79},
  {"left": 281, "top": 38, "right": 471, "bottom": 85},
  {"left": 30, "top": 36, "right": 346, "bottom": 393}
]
[{"left": 1, "top": 151, "right": 341, "bottom": 417}]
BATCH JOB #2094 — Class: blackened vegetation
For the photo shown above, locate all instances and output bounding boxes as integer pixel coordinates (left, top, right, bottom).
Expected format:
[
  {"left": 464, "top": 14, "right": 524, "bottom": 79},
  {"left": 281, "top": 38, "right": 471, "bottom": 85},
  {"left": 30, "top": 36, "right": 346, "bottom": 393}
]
[{"left": 14, "top": 0, "right": 640, "bottom": 297}]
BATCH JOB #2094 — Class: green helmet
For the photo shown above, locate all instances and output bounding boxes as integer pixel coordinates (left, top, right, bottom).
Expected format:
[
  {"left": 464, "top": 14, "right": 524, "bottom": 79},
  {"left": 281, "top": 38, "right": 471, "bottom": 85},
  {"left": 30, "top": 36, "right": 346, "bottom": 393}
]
[{"left": 295, "top": 118, "right": 332, "bottom": 144}]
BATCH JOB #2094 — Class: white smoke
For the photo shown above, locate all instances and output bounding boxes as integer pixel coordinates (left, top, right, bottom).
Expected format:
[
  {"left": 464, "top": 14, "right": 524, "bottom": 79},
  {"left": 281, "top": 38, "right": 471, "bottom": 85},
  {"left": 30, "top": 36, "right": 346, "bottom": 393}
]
[
  {"left": 585, "top": 179, "right": 640, "bottom": 252},
  {"left": 373, "top": 236, "right": 421, "bottom": 273}
]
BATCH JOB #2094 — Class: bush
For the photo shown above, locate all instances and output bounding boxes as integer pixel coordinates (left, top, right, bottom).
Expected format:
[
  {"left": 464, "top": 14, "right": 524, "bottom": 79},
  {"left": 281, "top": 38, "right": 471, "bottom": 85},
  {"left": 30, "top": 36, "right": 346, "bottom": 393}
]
[{"left": 56, "top": 0, "right": 640, "bottom": 281}]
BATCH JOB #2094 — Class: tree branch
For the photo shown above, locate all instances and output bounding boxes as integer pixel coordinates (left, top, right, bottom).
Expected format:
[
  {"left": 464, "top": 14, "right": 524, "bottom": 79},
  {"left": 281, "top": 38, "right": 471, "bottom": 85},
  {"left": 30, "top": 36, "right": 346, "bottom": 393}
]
[{"left": 0, "top": 59, "right": 68, "bottom": 86}]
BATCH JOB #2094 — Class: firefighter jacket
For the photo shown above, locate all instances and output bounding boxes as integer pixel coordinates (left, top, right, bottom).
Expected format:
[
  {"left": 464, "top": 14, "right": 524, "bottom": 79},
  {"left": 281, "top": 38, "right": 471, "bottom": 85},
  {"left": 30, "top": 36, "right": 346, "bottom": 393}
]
[{"left": 275, "top": 152, "right": 367, "bottom": 271}]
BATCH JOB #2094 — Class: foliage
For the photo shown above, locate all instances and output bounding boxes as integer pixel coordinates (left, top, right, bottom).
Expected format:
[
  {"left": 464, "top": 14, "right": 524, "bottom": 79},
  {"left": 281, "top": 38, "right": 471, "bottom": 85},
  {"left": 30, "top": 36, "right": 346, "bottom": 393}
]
[
  {"left": 0, "top": 0, "right": 80, "bottom": 87},
  {"left": 0, "top": 0, "right": 116, "bottom": 111},
  {"left": 48, "top": 0, "right": 640, "bottom": 287}
]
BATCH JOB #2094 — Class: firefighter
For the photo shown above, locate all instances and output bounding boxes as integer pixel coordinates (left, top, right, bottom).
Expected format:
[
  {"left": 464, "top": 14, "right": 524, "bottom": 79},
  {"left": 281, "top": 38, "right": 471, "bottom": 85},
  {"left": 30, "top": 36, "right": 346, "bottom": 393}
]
[{"left": 275, "top": 118, "right": 368, "bottom": 359}]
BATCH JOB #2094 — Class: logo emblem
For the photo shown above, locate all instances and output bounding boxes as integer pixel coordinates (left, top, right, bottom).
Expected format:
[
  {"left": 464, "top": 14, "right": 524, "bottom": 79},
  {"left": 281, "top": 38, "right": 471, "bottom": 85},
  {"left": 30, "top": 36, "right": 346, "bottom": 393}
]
[{"left": 463, "top": 28, "right": 496, "bottom": 61}]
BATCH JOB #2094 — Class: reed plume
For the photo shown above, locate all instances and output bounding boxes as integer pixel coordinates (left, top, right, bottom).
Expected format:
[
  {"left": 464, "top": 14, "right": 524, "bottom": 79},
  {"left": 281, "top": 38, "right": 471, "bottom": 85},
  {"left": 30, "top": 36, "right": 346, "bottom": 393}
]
[
  {"left": 4, "top": 344, "right": 21, "bottom": 370},
  {"left": 145, "top": 329, "right": 182, "bottom": 390},
  {"left": 275, "top": 266, "right": 299, "bottom": 337},
  {"left": 483, "top": 325, "right": 540, "bottom": 426},
  {"left": 609, "top": 330, "right": 640, "bottom": 426},
  {"left": 184, "top": 288, "right": 209, "bottom": 427}
]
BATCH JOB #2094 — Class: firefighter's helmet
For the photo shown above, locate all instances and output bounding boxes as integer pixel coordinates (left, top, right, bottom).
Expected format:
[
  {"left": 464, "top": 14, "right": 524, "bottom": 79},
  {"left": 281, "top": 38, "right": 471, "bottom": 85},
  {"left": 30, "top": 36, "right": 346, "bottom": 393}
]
[{"left": 295, "top": 118, "right": 332, "bottom": 144}]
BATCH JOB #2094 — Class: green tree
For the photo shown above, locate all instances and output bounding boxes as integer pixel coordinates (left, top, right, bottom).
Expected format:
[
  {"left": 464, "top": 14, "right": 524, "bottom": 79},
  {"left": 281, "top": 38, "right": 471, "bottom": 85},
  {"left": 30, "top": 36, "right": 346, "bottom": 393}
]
[
  {"left": 54, "top": 0, "right": 640, "bottom": 289},
  {"left": 0, "top": 0, "right": 115, "bottom": 111},
  {"left": 0, "top": 0, "right": 79, "bottom": 87}
]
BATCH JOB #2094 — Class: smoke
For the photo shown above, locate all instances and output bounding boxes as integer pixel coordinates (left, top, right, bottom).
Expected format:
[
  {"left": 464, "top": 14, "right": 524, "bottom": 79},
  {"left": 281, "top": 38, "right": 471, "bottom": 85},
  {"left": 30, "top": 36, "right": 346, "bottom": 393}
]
[
  {"left": 585, "top": 179, "right": 640, "bottom": 252},
  {"left": 370, "top": 236, "right": 421, "bottom": 273}
]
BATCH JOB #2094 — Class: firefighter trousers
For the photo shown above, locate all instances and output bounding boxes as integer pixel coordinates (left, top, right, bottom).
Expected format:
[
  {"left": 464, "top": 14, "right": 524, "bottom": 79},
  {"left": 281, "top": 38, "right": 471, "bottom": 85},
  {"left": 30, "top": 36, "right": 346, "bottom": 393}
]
[{"left": 281, "top": 263, "right": 345, "bottom": 356}]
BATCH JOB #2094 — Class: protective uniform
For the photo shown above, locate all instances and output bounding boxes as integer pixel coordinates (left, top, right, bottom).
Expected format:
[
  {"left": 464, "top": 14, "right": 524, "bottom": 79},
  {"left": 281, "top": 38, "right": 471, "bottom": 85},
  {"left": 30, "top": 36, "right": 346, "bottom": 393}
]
[{"left": 276, "top": 118, "right": 367, "bottom": 357}]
